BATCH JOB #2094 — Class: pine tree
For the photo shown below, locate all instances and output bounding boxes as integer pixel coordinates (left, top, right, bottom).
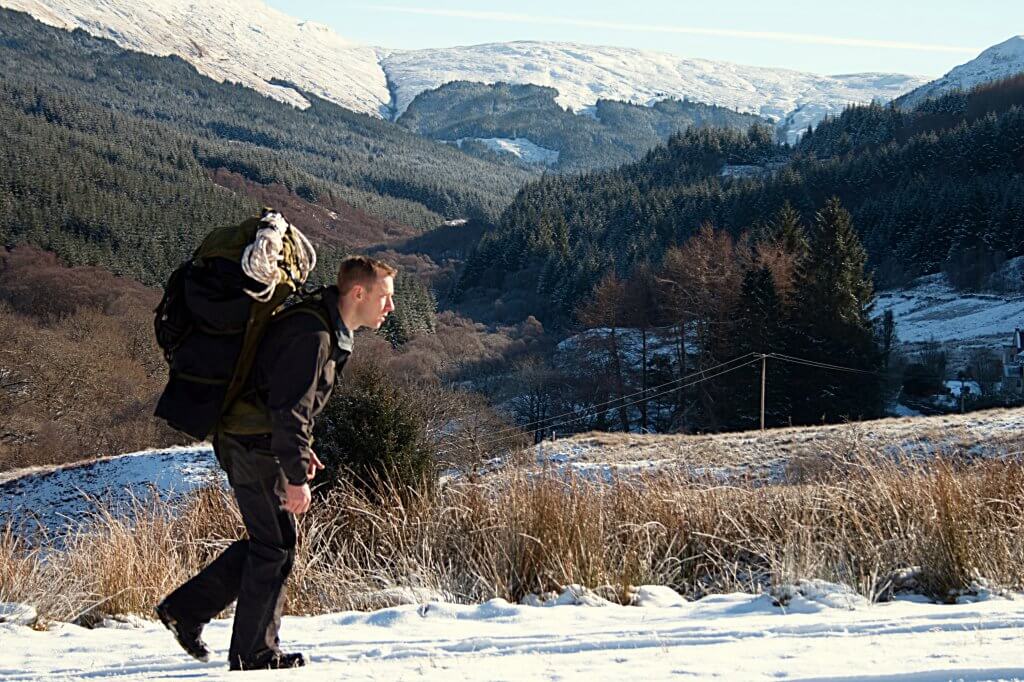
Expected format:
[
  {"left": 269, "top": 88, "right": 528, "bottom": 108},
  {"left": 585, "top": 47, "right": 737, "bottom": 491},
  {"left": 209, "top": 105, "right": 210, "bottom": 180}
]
[
  {"left": 788, "top": 198, "right": 883, "bottom": 423},
  {"left": 720, "top": 266, "right": 789, "bottom": 429}
]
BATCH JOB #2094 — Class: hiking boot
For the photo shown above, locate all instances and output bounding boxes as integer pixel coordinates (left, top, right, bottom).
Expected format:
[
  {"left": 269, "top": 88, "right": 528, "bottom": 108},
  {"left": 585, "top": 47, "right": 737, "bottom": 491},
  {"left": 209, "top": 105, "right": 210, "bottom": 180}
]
[
  {"left": 155, "top": 601, "right": 211, "bottom": 663},
  {"left": 230, "top": 651, "right": 306, "bottom": 671}
]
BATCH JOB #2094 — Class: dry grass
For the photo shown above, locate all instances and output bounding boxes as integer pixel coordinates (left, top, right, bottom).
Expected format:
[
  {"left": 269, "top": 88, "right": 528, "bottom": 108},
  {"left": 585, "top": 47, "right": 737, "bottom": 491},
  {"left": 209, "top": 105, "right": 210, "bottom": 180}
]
[
  {"left": 551, "top": 408, "right": 1024, "bottom": 483},
  {"left": 4, "top": 444, "right": 1024, "bottom": 626}
]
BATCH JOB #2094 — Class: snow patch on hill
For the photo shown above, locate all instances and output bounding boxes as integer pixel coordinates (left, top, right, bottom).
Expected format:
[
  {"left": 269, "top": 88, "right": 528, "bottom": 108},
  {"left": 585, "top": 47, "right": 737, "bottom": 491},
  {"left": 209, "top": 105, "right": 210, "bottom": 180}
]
[
  {"left": 0, "top": 445, "right": 220, "bottom": 536},
  {"left": 452, "top": 137, "right": 560, "bottom": 165},
  {"left": 2, "top": 0, "right": 928, "bottom": 142},
  {"left": 875, "top": 273, "right": 1024, "bottom": 346},
  {"left": 381, "top": 41, "right": 928, "bottom": 142},
  {"left": 897, "top": 35, "right": 1024, "bottom": 109}
]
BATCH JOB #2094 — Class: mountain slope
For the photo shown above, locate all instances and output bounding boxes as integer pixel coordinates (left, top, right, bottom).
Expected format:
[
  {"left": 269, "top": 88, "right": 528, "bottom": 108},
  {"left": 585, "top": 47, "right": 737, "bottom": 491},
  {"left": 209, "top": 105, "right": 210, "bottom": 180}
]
[
  {"left": 455, "top": 77, "right": 1024, "bottom": 325},
  {"left": 382, "top": 41, "right": 927, "bottom": 143},
  {"left": 896, "top": 35, "right": 1024, "bottom": 110},
  {"left": 398, "top": 81, "right": 765, "bottom": 172},
  {"left": 1, "top": 0, "right": 392, "bottom": 114},
  {"left": 0, "top": 7, "right": 530, "bottom": 282},
  {"left": 1, "top": 0, "right": 927, "bottom": 144}
]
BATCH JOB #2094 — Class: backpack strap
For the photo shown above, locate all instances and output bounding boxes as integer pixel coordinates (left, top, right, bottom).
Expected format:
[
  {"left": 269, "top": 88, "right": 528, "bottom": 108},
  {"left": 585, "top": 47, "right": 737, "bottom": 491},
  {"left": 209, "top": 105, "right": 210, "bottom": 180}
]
[{"left": 272, "top": 288, "right": 335, "bottom": 340}]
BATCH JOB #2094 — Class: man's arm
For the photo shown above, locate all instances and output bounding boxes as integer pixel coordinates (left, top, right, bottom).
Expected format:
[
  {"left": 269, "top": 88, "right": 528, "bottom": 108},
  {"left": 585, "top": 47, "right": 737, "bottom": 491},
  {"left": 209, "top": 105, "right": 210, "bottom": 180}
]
[{"left": 265, "top": 329, "right": 331, "bottom": 486}]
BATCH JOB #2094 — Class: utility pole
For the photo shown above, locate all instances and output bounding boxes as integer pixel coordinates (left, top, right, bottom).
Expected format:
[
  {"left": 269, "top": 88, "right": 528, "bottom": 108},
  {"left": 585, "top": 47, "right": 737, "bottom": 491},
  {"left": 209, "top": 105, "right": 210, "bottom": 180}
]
[{"left": 760, "top": 354, "right": 767, "bottom": 431}]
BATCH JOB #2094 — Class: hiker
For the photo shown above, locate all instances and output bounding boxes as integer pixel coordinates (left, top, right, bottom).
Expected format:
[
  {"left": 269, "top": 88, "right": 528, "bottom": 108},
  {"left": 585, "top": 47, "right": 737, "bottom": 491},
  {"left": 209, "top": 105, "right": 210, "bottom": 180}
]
[{"left": 155, "top": 254, "right": 396, "bottom": 671}]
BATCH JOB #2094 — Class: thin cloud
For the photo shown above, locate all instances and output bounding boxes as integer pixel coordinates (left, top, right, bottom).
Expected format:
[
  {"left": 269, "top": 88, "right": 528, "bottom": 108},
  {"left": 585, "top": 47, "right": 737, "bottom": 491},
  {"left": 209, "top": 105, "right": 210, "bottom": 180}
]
[{"left": 364, "top": 5, "right": 979, "bottom": 54}]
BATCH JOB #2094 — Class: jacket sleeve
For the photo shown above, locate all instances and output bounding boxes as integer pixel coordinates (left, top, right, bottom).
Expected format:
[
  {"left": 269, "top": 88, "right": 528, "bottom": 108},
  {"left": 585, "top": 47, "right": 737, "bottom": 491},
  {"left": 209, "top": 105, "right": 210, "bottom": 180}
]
[{"left": 266, "top": 330, "right": 331, "bottom": 485}]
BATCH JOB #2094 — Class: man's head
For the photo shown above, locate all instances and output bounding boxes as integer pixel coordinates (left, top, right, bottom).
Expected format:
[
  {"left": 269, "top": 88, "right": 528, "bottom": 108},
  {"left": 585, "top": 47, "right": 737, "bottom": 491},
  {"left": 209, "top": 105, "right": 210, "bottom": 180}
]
[{"left": 336, "top": 256, "right": 397, "bottom": 331}]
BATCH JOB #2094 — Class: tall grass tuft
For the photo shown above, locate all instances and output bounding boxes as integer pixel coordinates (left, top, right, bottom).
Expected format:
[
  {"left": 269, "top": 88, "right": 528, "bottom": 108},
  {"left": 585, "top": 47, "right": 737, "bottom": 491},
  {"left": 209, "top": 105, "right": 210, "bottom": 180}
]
[{"left": 3, "top": 449, "right": 1024, "bottom": 626}]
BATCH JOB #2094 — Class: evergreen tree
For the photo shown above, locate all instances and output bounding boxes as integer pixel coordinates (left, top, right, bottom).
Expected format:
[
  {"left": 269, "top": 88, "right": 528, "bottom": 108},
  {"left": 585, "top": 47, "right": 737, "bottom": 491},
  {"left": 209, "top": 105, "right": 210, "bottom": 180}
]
[
  {"left": 722, "top": 266, "right": 790, "bottom": 429},
  {"left": 379, "top": 272, "right": 437, "bottom": 346},
  {"left": 788, "top": 198, "right": 883, "bottom": 423}
]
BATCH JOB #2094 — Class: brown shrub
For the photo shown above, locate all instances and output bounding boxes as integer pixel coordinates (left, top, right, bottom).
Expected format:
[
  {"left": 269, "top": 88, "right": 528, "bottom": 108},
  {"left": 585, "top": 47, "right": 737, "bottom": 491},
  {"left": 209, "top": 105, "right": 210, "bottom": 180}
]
[{"left": 0, "top": 247, "right": 182, "bottom": 471}]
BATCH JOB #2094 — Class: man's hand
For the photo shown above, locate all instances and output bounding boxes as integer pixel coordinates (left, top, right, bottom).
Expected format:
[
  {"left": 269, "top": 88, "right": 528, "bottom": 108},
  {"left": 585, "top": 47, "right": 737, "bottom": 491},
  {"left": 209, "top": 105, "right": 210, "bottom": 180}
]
[
  {"left": 307, "top": 451, "right": 325, "bottom": 481},
  {"left": 282, "top": 482, "right": 311, "bottom": 515}
]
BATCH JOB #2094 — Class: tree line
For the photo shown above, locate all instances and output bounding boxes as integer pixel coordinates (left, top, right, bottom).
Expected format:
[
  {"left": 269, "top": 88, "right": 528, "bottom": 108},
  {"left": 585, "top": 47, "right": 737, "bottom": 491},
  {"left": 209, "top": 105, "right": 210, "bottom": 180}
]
[
  {"left": 456, "top": 75, "right": 1024, "bottom": 326},
  {"left": 530, "top": 199, "right": 885, "bottom": 433}
]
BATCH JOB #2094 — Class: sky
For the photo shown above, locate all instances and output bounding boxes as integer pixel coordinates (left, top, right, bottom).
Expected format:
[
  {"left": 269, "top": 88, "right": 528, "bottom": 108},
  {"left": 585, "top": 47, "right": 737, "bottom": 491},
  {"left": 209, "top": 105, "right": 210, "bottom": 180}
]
[{"left": 266, "top": 1, "right": 1023, "bottom": 77}]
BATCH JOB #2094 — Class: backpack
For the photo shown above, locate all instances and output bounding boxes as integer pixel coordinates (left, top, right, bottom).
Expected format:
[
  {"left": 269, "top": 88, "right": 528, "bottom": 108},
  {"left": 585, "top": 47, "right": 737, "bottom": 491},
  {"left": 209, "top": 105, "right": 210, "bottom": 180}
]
[{"left": 153, "top": 208, "right": 317, "bottom": 440}]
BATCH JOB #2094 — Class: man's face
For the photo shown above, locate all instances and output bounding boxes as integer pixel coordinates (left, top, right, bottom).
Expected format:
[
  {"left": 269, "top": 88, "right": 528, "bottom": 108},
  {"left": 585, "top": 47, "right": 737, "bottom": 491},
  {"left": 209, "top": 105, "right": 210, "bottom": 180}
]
[{"left": 354, "top": 275, "right": 395, "bottom": 330}]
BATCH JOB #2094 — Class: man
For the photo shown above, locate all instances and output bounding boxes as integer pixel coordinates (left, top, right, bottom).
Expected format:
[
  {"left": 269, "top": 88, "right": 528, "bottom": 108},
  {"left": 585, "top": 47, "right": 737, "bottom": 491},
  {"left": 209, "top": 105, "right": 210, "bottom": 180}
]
[{"left": 156, "top": 255, "right": 396, "bottom": 671}]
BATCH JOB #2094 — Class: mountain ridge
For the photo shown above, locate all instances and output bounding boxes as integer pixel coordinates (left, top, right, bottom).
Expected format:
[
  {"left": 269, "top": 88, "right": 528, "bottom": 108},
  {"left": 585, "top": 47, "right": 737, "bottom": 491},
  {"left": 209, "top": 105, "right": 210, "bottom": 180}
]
[
  {"left": 897, "top": 35, "right": 1024, "bottom": 110},
  {"left": 1, "top": 0, "right": 930, "bottom": 142}
]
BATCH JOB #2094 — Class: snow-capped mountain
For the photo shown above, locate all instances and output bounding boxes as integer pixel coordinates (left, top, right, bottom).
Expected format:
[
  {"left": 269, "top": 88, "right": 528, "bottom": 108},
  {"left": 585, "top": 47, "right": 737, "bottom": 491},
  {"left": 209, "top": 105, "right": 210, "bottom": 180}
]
[
  {"left": 0, "top": 0, "right": 392, "bottom": 114},
  {"left": 1, "top": 0, "right": 929, "bottom": 141},
  {"left": 381, "top": 42, "right": 926, "bottom": 143},
  {"left": 896, "top": 35, "right": 1024, "bottom": 110}
]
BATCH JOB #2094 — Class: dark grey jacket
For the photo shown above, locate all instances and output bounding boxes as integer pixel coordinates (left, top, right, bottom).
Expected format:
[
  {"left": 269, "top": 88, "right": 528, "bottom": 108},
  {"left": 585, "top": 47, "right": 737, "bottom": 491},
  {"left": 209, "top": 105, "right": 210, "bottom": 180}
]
[{"left": 221, "top": 286, "right": 353, "bottom": 486}]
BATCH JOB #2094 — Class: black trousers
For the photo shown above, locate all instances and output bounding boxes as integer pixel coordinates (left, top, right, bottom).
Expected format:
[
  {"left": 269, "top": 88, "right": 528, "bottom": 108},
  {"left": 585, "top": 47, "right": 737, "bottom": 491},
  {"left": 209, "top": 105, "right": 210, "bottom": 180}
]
[{"left": 163, "top": 434, "right": 296, "bottom": 665}]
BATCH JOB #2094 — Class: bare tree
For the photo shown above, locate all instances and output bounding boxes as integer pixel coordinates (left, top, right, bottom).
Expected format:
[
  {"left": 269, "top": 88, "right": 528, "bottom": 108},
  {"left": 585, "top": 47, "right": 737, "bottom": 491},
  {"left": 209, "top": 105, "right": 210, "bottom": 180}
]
[
  {"left": 658, "top": 225, "right": 749, "bottom": 430},
  {"left": 576, "top": 273, "right": 631, "bottom": 431}
]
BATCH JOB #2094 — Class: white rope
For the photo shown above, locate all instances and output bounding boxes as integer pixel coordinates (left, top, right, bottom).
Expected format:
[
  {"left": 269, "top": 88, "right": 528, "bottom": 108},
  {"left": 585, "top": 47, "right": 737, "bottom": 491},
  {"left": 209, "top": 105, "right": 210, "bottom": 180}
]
[{"left": 240, "top": 210, "right": 316, "bottom": 302}]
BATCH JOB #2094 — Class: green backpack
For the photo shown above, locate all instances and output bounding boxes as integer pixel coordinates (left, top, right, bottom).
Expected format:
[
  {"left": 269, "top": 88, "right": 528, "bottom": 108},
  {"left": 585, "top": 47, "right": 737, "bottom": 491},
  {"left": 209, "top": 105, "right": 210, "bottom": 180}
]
[{"left": 154, "top": 208, "right": 318, "bottom": 440}]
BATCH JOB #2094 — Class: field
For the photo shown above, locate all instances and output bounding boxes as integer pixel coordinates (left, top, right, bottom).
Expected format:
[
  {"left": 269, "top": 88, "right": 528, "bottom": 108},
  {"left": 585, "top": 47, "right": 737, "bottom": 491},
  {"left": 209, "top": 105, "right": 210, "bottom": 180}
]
[{"left": 3, "top": 410, "right": 1024, "bottom": 679}]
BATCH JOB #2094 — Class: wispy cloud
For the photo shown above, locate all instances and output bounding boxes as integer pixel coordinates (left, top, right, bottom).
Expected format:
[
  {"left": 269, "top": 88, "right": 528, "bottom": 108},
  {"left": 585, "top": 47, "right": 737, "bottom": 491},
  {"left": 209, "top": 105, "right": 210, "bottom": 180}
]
[{"left": 364, "top": 6, "right": 979, "bottom": 54}]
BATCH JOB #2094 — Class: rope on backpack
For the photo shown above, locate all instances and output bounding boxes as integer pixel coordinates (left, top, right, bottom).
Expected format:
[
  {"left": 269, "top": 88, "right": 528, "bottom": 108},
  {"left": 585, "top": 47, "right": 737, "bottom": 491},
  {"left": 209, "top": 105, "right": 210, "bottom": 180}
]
[{"left": 241, "top": 210, "right": 317, "bottom": 302}]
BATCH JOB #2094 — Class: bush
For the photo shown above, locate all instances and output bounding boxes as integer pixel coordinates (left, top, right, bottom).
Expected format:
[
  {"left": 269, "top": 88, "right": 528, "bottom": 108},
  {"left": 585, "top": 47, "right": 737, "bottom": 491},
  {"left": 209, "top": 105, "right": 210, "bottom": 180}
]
[
  {"left": 313, "top": 363, "right": 434, "bottom": 496},
  {"left": 902, "top": 362, "right": 946, "bottom": 397}
]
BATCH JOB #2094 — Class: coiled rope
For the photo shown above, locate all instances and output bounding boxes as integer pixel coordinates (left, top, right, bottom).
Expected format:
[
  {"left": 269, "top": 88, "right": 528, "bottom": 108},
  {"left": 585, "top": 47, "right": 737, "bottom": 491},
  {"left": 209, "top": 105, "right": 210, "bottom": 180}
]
[{"left": 240, "top": 210, "right": 317, "bottom": 302}]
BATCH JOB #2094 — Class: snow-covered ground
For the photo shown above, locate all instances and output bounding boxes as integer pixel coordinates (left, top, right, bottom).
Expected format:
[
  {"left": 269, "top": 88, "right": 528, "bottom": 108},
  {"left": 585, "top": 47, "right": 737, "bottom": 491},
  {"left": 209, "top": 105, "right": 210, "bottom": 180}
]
[
  {"left": 2, "top": 584, "right": 1023, "bottom": 680},
  {"left": 0, "top": 445, "right": 220, "bottom": 536},
  {"left": 875, "top": 273, "right": 1024, "bottom": 347},
  {"left": 874, "top": 268, "right": 1024, "bottom": 377},
  {"left": 451, "top": 137, "right": 561, "bottom": 165}
]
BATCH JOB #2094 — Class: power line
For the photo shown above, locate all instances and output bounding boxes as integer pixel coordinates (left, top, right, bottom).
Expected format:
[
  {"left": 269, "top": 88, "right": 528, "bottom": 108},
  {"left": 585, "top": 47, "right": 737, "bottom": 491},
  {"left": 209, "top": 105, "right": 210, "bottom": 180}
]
[
  {"left": 435, "top": 349, "right": 886, "bottom": 455},
  {"left": 428, "top": 351, "right": 759, "bottom": 445},
  {"left": 766, "top": 352, "right": 883, "bottom": 377},
  {"left": 432, "top": 356, "right": 763, "bottom": 459}
]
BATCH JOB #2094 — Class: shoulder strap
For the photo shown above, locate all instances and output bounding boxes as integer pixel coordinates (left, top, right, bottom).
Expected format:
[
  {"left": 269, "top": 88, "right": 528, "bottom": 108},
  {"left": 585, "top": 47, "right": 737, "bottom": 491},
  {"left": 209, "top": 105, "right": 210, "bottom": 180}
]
[{"left": 272, "top": 287, "right": 334, "bottom": 334}]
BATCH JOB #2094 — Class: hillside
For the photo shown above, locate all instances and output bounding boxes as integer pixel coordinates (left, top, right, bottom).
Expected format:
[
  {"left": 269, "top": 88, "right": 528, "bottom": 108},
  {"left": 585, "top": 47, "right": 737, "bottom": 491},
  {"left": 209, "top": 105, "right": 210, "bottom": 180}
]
[
  {"left": 5, "top": 408, "right": 1023, "bottom": 538},
  {"left": 1, "top": 0, "right": 928, "bottom": 144},
  {"left": 0, "top": 7, "right": 530, "bottom": 282},
  {"left": 455, "top": 76, "right": 1024, "bottom": 326},
  {"left": 897, "top": 35, "right": 1024, "bottom": 110},
  {"left": 398, "top": 81, "right": 765, "bottom": 172}
]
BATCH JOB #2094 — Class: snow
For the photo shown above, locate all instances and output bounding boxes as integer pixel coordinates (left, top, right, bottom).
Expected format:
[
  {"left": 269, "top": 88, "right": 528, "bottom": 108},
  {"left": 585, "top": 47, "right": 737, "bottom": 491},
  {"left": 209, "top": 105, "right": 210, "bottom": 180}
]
[
  {"left": 898, "top": 35, "right": 1024, "bottom": 110},
  {"left": 0, "top": 445, "right": 220, "bottom": 537},
  {"left": 0, "top": 0, "right": 392, "bottom": 115},
  {"left": 875, "top": 273, "right": 1024, "bottom": 346},
  {"left": 946, "top": 380, "right": 982, "bottom": 398},
  {"left": 0, "top": 602, "right": 37, "bottom": 627},
  {"left": 1, "top": 0, "right": 929, "bottom": 142},
  {"left": 452, "top": 137, "right": 560, "bottom": 165},
  {"left": 3, "top": 586, "right": 1024, "bottom": 680},
  {"left": 382, "top": 41, "right": 928, "bottom": 143},
  {"left": 892, "top": 403, "right": 925, "bottom": 417}
]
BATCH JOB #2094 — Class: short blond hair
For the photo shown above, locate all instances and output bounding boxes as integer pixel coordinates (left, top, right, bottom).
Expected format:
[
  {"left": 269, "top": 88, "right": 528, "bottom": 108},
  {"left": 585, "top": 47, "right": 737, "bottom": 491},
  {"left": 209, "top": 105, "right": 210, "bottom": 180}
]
[{"left": 336, "top": 255, "right": 397, "bottom": 295}]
